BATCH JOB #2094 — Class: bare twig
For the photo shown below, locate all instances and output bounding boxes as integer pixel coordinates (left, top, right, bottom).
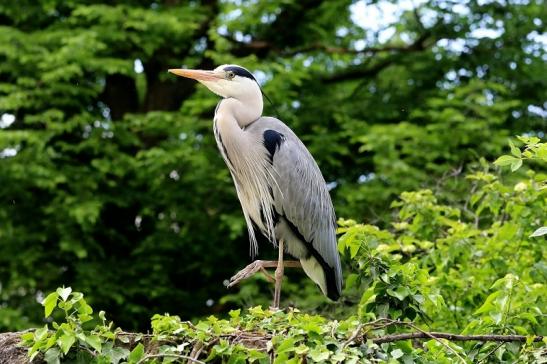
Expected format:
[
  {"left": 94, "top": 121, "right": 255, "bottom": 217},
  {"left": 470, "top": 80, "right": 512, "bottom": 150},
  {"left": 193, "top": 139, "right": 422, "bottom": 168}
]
[
  {"left": 136, "top": 353, "right": 205, "bottom": 364},
  {"left": 189, "top": 340, "right": 204, "bottom": 362},
  {"left": 477, "top": 342, "right": 505, "bottom": 364},
  {"left": 403, "top": 322, "right": 467, "bottom": 363},
  {"left": 342, "top": 324, "right": 364, "bottom": 348}
]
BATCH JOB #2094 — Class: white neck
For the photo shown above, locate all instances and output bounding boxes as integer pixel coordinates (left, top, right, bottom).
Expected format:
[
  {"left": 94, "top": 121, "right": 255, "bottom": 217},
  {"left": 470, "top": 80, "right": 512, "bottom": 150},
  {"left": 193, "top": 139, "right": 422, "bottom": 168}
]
[
  {"left": 215, "top": 93, "right": 263, "bottom": 129},
  {"left": 212, "top": 93, "right": 274, "bottom": 258}
]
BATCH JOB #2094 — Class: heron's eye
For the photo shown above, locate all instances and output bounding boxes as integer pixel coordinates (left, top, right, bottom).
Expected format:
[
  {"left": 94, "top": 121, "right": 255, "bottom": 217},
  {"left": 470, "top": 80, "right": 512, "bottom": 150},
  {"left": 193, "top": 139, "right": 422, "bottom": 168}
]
[{"left": 226, "top": 71, "right": 235, "bottom": 80}]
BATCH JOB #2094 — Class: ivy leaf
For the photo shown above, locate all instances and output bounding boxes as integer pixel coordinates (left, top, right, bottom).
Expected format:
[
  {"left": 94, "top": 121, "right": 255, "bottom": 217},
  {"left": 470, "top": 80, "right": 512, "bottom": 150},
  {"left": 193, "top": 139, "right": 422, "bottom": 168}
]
[
  {"left": 34, "top": 325, "right": 49, "bottom": 341},
  {"left": 387, "top": 286, "right": 410, "bottom": 301},
  {"left": 127, "top": 343, "right": 145, "bottom": 364},
  {"left": 85, "top": 335, "right": 102, "bottom": 353},
  {"left": 228, "top": 309, "right": 241, "bottom": 319},
  {"left": 308, "top": 346, "right": 330, "bottom": 362},
  {"left": 276, "top": 337, "right": 297, "bottom": 354},
  {"left": 57, "top": 333, "right": 76, "bottom": 355},
  {"left": 20, "top": 332, "right": 34, "bottom": 342},
  {"left": 43, "top": 292, "right": 59, "bottom": 317},
  {"left": 44, "top": 347, "right": 61, "bottom": 364},
  {"left": 56, "top": 287, "right": 72, "bottom": 302},
  {"left": 110, "top": 347, "right": 130, "bottom": 364},
  {"left": 391, "top": 349, "right": 404, "bottom": 359}
]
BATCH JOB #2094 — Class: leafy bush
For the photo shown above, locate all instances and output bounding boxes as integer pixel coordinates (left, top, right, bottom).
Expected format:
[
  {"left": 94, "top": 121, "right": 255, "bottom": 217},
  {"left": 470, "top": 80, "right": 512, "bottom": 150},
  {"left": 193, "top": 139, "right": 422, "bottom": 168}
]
[{"left": 21, "top": 138, "right": 546, "bottom": 363}]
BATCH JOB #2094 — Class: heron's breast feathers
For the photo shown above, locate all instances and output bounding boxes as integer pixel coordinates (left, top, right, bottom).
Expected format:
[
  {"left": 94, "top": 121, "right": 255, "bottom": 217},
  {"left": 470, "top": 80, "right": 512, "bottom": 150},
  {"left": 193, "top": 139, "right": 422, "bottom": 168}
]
[{"left": 213, "top": 120, "right": 281, "bottom": 256}]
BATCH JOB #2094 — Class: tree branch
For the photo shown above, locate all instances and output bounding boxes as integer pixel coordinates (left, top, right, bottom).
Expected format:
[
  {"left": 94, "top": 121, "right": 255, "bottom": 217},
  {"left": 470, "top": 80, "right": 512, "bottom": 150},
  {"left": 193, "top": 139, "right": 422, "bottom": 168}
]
[
  {"left": 322, "top": 31, "right": 432, "bottom": 83},
  {"left": 3, "top": 327, "right": 543, "bottom": 363},
  {"left": 372, "top": 332, "right": 544, "bottom": 344},
  {"left": 225, "top": 36, "right": 433, "bottom": 57}
]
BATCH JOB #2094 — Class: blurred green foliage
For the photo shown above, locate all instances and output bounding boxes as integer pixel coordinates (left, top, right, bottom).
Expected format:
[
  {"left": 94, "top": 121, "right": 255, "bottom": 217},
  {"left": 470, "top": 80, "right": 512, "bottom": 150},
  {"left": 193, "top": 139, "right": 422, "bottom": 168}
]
[{"left": 0, "top": 0, "right": 545, "bottom": 335}]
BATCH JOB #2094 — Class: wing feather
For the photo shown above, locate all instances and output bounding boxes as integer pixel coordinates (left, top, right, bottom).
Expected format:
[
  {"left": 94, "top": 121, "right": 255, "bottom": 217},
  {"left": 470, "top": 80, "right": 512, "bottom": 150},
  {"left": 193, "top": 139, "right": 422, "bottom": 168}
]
[{"left": 247, "top": 117, "right": 343, "bottom": 293}]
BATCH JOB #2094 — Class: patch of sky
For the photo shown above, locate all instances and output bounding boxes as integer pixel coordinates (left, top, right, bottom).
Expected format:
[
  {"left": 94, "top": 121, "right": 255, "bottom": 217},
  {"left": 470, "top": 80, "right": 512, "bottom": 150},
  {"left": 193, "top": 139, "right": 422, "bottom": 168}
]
[
  {"left": 0, "top": 146, "right": 19, "bottom": 158},
  {"left": 303, "top": 57, "right": 314, "bottom": 67},
  {"left": 527, "top": 105, "right": 547, "bottom": 118},
  {"left": 261, "top": 13, "right": 276, "bottom": 24},
  {"left": 351, "top": 0, "right": 429, "bottom": 44},
  {"left": 336, "top": 27, "right": 349, "bottom": 37},
  {"left": 436, "top": 38, "right": 467, "bottom": 53},
  {"left": 225, "top": 8, "right": 242, "bottom": 21},
  {"left": 134, "top": 59, "right": 144, "bottom": 74},
  {"left": 0, "top": 113, "right": 15, "bottom": 128},
  {"left": 194, "top": 37, "right": 207, "bottom": 53},
  {"left": 233, "top": 31, "right": 251, "bottom": 43},
  {"left": 253, "top": 70, "right": 270, "bottom": 85},
  {"left": 358, "top": 173, "right": 375, "bottom": 184},
  {"left": 169, "top": 170, "right": 180, "bottom": 181},
  {"left": 217, "top": 25, "right": 229, "bottom": 36}
]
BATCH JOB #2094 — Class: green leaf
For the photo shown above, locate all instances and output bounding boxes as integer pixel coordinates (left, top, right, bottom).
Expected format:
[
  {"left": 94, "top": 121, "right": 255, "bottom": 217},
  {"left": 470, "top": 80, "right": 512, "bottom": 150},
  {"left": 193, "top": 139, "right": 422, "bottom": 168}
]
[
  {"left": 34, "top": 325, "right": 49, "bottom": 341},
  {"left": 85, "top": 335, "right": 102, "bottom": 353},
  {"left": 20, "top": 332, "right": 34, "bottom": 342},
  {"left": 308, "top": 346, "right": 330, "bottom": 362},
  {"left": 331, "top": 352, "right": 346, "bottom": 362},
  {"left": 276, "top": 337, "right": 297, "bottom": 354},
  {"left": 127, "top": 343, "right": 145, "bottom": 364},
  {"left": 57, "top": 333, "right": 76, "bottom": 355},
  {"left": 103, "top": 344, "right": 130, "bottom": 364},
  {"left": 391, "top": 348, "right": 404, "bottom": 359},
  {"left": 509, "top": 140, "right": 521, "bottom": 157},
  {"left": 474, "top": 291, "right": 501, "bottom": 315},
  {"left": 43, "top": 292, "right": 59, "bottom": 317},
  {"left": 56, "top": 287, "right": 72, "bottom": 302},
  {"left": 44, "top": 348, "right": 61, "bottom": 364},
  {"left": 228, "top": 309, "right": 241, "bottom": 319},
  {"left": 294, "top": 344, "right": 309, "bottom": 355},
  {"left": 345, "top": 273, "right": 359, "bottom": 289},
  {"left": 387, "top": 286, "right": 410, "bottom": 301},
  {"left": 530, "top": 227, "right": 547, "bottom": 237},
  {"left": 494, "top": 155, "right": 519, "bottom": 166},
  {"left": 510, "top": 158, "right": 522, "bottom": 172}
]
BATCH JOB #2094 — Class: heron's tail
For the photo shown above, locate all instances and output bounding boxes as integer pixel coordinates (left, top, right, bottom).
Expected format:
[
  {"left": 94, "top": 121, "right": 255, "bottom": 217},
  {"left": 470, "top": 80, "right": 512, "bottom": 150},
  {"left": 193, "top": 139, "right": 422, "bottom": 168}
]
[{"left": 300, "top": 256, "right": 341, "bottom": 301}]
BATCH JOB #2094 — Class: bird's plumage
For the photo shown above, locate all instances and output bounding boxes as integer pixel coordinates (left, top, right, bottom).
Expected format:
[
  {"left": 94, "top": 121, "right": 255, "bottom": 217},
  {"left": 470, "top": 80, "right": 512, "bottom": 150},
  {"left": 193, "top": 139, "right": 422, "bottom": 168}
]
[
  {"left": 246, "top": 117, "right": 343, "bottom": 299},
  {"left": 170, "top": 64, "right": 343, "bottom": 300},
  {"left": 214, "top": 104, "right": 342, "bottom": 300}
]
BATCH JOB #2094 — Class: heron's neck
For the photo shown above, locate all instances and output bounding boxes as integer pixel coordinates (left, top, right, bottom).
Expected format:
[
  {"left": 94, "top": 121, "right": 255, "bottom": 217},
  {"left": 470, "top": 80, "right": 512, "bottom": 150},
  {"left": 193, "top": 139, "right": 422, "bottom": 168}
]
[{"left": 215, "top": 94, "right": 263, "bottom": 129}]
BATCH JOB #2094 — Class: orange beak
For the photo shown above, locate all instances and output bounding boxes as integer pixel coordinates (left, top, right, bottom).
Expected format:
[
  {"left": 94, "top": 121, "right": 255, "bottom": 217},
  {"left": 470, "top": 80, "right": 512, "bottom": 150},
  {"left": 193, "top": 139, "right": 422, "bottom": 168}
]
[{"left": 168, "top": 69, "right": 221, "bottom": 81}]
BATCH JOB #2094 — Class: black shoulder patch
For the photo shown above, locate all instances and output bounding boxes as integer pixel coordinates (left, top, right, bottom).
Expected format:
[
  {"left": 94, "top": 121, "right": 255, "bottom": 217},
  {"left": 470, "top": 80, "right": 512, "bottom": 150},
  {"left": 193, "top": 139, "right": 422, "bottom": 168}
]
[
  {"left": 263, "top": 130, "right": 284, "bottom": 161},
  {"left": 223, "top": 65, "right": 257, "bottom": 81}
]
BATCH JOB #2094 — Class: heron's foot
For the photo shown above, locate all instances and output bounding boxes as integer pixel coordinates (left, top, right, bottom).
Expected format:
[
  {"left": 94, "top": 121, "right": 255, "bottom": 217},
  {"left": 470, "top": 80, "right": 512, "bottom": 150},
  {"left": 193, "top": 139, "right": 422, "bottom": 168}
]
[
  {"left": 226, "top": 260, "right": 277, "bottom": 288},
  {"left": 226, "top": 260, "right": 302, "bottom": 288}
]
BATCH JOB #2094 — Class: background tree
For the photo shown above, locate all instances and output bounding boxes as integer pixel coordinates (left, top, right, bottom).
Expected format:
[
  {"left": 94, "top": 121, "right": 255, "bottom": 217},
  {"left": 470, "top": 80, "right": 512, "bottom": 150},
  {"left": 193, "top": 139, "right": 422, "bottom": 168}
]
[{"left": 0, "top": 0, "right": 545, "bottom": 331}]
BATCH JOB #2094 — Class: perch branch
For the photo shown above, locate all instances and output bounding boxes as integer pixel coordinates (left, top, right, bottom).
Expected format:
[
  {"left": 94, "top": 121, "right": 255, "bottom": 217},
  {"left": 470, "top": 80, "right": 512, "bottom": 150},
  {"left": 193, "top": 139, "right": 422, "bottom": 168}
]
[{"left": 371, "top": 332, "right": 544, "bottom": 344}]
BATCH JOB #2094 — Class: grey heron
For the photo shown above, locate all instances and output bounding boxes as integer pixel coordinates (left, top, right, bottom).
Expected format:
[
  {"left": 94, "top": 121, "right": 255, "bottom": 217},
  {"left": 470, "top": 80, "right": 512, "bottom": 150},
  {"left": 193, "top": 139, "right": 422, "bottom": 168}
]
[{"left": 169, "top": 65, "right": 342, "bottom": 308}]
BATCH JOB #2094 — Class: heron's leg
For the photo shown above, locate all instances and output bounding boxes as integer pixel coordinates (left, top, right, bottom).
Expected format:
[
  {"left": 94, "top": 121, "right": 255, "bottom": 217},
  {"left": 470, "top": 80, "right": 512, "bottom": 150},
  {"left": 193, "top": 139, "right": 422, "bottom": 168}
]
[
  {"left": 226, "top": 259, "right": 301, "bottom": 288},
  {"left": 272, "top": 239, "right": 284, "bottom": 309}
]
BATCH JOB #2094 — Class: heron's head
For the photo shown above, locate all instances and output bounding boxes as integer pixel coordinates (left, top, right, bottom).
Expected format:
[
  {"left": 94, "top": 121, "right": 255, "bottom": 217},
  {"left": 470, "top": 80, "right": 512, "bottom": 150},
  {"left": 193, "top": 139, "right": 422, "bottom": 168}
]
[{"left": 169, "top": 64, "right": 261, "bottom": 100}]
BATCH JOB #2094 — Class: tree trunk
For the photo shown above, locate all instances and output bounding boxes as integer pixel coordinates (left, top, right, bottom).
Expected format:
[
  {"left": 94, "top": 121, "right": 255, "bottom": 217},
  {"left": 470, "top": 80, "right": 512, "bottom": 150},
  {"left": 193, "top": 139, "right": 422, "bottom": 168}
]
[{"left": 0, "top": 332, "right": 35, "bottom": 364}]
